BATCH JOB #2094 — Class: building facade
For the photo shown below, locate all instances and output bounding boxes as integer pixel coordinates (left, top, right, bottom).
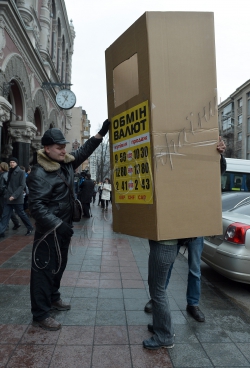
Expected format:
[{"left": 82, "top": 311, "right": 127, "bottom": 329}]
[
  {"left": 67, "top": 107, "right": 91, "bottom": 173},
  {"left": 219, "top": 80, "right": 250, "bottom": 160},
  {"left": 0, "top": 0, "right": 75, "bottom": 167}
]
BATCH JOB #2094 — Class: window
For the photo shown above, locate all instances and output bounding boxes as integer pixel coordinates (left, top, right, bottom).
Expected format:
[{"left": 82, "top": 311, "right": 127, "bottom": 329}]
[
  {"left": 222, "top": 117, "right": 232, "bottom": 131},
  {"left": 247, "top": 92, "right": 250, "bottom": 98},
  {"left": 238, "top": 114, "right": 242, "bottom": 125},
  {"left": 238, "top": 132, "right": 242, "bottom": 141},
  {"left": 248, "top": 99, "right": 250, "bottom": 116},
  {"left": 238, "top": 98, "right": 243, "bottom": 107}
]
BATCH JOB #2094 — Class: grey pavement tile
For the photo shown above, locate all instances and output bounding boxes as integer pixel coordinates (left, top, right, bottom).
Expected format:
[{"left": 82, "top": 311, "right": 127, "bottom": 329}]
[
  {"left": 97, "top": 298, "right": 124, "bottom": 311},
  {"left": 80, "top": 265, "right": 101, "bottom": 272},
  {"left": 172, "top": 310, "right": 189, "bottom": 324},
  {"left": 82, "top": 260, "right": 101, "bottom": 266},
  {"left": 169, "top": 297, "right": 181, "bottom": 311},
  {"left": 11, "top": 296, "right": 31, "bottom": 309},
  {"left": 124, "top": 298, "right": 149, "bottom": 311},
  {"left": 123, "top": 289, "right": 148, "bottom": 299},
  {"left": 202, "top": 342, "right": 250, "bottom": 367},
  {"left": 70, "top": 297, "right": 98, "bottom": 311},
  {"left": 0, "top": 308, "right": 31, "bottom": 324},
  {"left": 96, "top": 310, "right": 126, "bottom": 325},
  {"left": 168, "top": 343, "right": 213, "bottom": 367},
  {"left": 236, "top": 343, "right": 250, "bottom": 363},
  {"left": 126, "top": 311, "right": 152, "bottom": 326},
  {"left": 98, "top": 288, "right": 123, "bottom": 299},
  {"left": 224, "top": 324, "right": 250, "bottom": 343},
  {"left": 201, "top": 310, "right": 247, "bottom": 329},
  {"left": 50, "top": 309, "right": 68, "bottom": 324},
  {"left": 66, "top": 258, "right": 83, "bottom": 265},
  {"left": 72, "top": 287, "right": 98, "bottom": 298},
  {"left": 65, "top": 264, "right": 82, "bottom": 271},
  {"left": 60, "top": 286, "right": 75, "bottom": 298},
  {"left": 192, "top": 323, "right": 232, "bottom": 343},
  {"left": 174, "top": 324, "right": 199, "bottom": 343},
  {"left": 63, "top": 310, "right": 96, "bottom": 325}
]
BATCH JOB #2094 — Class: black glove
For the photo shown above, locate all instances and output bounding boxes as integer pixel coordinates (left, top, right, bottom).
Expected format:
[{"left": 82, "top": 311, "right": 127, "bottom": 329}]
[
  {"left": 98, "top": 119, "right": 111, "bottom": 137},
  {"left": 56, "top": 222, "right": 74, "bottom": 238}
]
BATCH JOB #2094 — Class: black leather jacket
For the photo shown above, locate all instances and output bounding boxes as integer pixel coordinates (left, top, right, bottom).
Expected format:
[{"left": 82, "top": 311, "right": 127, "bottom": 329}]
[{"left": 27, "top": 136, "right": 101, "bottom": 234}]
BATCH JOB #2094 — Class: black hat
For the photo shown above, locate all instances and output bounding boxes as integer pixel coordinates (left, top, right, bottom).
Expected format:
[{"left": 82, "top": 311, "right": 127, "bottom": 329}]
[
  {"left": 8, "top": 157, "right": 18, "bottom": 164},
  {"left": 41, "top": 128, "right": 70, "bottom": 146}
]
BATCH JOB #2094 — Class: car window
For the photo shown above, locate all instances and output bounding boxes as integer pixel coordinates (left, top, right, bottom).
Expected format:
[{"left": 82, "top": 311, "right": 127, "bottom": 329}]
[{"left": 221, "top": 172, "right": 250, "bottom": 192}]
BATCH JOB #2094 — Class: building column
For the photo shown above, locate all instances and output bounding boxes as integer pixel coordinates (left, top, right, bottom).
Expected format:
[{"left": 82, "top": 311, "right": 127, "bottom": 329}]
[
  {"left": 0, "top": 96, "right": 12, "bottom": 159},
  {"left": 8, "top": 121, "right": 37, "bottom": 168},
  {"left": 31, "top": 137, "right": 42, "bottom": 165}
]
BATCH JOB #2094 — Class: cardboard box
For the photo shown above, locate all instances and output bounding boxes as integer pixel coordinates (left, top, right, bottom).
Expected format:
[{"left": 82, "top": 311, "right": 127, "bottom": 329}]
[{"left": 105, "top": 12, "right": 222, "bottom": 241}]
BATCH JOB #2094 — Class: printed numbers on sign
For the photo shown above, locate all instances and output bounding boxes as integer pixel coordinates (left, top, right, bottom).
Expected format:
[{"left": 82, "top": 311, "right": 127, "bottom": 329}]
[
  {"left": 115, "top": 167, "right": 127, "bottom": 177},
  {"left": 134, "top": 163, "right": 149, "bottom": 175},
  {"left": 120, "top": 152, "right": 126, "bottom": 162},
  {"left": 133, "top": 146, "right": 148, "bottom": 159}
]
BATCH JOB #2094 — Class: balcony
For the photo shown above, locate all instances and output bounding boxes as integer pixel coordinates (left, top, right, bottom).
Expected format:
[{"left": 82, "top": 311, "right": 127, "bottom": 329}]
[{"left": 82, "top": 130, "right": 90, "bottom": 137}]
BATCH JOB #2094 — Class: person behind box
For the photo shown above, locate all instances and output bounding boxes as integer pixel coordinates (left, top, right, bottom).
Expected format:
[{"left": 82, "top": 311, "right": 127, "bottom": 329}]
[
  {"left": 143, "top": 138, "right": 226, "bottom": 350},
  {"left": 27, "top": 120, "right": 110, "bottom": 331}
]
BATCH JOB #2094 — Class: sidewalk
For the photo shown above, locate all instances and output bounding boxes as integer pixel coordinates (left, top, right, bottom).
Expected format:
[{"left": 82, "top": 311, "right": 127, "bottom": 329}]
[{"left": 0, "top": 204, "right": 250, "bottom": 367}]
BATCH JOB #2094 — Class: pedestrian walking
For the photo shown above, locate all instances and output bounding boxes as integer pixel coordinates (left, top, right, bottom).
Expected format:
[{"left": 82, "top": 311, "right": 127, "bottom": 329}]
[
  {"left": 0, "top": 162, "right": 21, "bottom": 231},
  {"left": 0, "top": 158, "right": 33, "bottom": 237},
  {"left": 77, "top": 173, "right": 94, "bottom": 218},
  {"left": 101, "top": 178, "right": 111, "bottom": 211},
  {"left": 27, "top": 120, "right": 110, "bottom": 331}
]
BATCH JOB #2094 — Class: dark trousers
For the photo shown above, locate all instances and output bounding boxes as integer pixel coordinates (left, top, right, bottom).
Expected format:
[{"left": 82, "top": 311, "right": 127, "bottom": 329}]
[
  {"left": 30, "top": 231, "right": 71, "bottom": 321},
  {"left": 92, "top": 193, "right": 96, "bottom": 203},
  {"left": 0, "top": 203, "right": 33, "bottom": 234},
  {"left": 82, "top": 203, "right": 91, "bottom": 217},
  {"left": 101, "top": 199, "right": 109, "bottom": 209}
]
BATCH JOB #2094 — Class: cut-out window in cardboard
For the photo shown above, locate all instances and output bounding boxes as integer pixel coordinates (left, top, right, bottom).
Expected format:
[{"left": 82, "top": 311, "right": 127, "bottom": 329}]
[{"left": 113, "top": 54, "right": 139, "bottom": 107}]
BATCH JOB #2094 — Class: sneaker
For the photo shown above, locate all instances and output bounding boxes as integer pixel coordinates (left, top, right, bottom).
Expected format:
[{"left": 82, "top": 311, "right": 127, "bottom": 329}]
[
  {"left": 12, "top": 224, "right": 21, "bottom": 230},
  {"left": 186, "top": 305, "right": 205, "bottom": 322},
  {"left": 25, "top": 229, "right": 33, "bottom": 236},
  {"left": 33, "top": 317, "right": 61, "bottom": 331},
  {"left": 51, "top": 299, "right": 71, "bottom": 311},
  {"left": 143, "top": 336, "right": 174, "bottom": 350}
]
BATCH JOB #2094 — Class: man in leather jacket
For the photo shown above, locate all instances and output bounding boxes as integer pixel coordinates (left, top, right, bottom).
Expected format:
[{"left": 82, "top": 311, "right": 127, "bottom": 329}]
[{"left": 27, "top": 120, "right": 110, "bottom": 331}]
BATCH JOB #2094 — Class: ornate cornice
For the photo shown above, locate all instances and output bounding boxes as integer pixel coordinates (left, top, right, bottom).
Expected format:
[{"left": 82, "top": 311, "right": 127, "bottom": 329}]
[{"left": 9, "top": 121, "right": 37, "bottom": 143}]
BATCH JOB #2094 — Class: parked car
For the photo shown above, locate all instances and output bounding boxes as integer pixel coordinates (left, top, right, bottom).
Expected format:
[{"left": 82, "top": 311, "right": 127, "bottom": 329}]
[{"left": 202, "top": 195, "right": 250, "bottom": 284}]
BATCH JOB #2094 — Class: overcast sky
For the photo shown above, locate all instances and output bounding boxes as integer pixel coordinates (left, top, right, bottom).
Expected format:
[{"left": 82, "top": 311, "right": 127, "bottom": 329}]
[{"left": 64, "top": 0, "right": 250, "bottom": 134}]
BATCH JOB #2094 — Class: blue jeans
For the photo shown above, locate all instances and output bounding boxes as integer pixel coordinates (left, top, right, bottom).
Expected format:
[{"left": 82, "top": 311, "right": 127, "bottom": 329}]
[
  {"left": 165, "top": 237, "right": 204, "bottom": 306},
  {"left": 148, "top": 240, "right": 178, "bottom": 345},
  {"left": 0, "top": 203, "right": 33, "bottom": 234}
]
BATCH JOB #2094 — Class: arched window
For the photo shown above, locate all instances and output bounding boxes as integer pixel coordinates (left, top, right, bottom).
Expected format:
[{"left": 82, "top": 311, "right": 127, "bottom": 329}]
[
  {"left": 61, "top": 36, "right": 65, "bottom": 82},
  {"left": 65, "top": 50, "right": 69, "bottom": 84},
  {"left": 34, "top": 108, "right": 42, "bottom": 136},
  {"left": 56, "top": 18, "right": 61, "bottom": 73},
  {"left": 9, "top": 80, "right": 23, "bottom": 121},
  {"left": 50, "top": 0, "right": 56, "bottom": 59}
]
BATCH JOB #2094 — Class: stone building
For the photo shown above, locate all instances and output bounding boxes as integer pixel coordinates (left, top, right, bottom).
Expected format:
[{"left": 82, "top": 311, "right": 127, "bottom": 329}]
[
  {"left": 218, "top": 80, "right": 250, "bottom": 160},
  {"left": 66, "top": 107, "right": 91, "bottom": 173},
  {"left": 0, "top": 0, "right": 75, "bottom": 167}
]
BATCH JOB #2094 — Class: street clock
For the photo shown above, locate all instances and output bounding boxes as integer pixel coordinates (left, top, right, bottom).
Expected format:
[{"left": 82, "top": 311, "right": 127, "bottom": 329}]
[{"left": 56, "top": 89, "right": 76, "bottom": 110}]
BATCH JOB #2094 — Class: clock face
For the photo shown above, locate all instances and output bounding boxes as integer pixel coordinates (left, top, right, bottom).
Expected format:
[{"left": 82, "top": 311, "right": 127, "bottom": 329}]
[{"left": 56, "top": 89, "right": 76, "bottom": 110}]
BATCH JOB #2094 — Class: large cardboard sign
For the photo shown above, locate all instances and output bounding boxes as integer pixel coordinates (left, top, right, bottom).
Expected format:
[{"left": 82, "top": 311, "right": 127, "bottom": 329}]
[{"left": 105, "top": 12, "right": 222, "bottom": 241}]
